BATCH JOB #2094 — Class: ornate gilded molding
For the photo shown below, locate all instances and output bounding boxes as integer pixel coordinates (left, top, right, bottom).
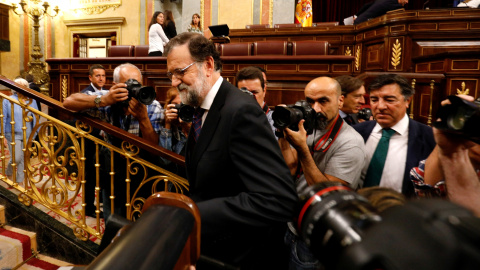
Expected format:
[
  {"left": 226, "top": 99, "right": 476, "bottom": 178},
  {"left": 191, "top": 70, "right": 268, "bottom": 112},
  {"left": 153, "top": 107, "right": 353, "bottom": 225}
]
[
  {"left": 269, "top": 0, "right": 273, "bottom": 27},
  {"left": 427, "top": 80, "right": 435, "bottom": 126},
  {"left": 409, "top": 79, "right": 415, "bottom": 119},
  {"left": 345, "top": 46, "right": 352, "bottom": 56},
  {"left": 456, "top": 81, "right": 470, "bottom": 95},
  {"left": 391, "top": 39, "right": 402, "bottom": 69},
  {"left": 61, "top": 75, "right": 68, "bottom": 102},
  {"left": 355, "top": 45, "right": 361, "bottom": 71},
  {"left": 64, "top": 17, "right": 125, "bottom": 27},
  {"left": 73, "top": 4, "right": 121, "bottom": 15}
]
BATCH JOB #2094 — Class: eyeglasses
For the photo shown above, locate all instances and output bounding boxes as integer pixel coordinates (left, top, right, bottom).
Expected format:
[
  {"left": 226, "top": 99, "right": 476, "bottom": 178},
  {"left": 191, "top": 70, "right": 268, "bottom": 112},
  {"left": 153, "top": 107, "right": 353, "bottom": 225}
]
[{"left": 167, "top": 61, "right": 197, "bottom": 81}]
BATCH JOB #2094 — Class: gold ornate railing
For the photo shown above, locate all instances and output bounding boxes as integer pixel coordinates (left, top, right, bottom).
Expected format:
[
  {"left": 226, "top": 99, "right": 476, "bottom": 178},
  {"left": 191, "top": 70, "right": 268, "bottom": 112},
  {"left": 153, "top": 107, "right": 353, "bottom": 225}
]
[{"left": 0, "top": 75, "right": 188, "bottom": 242}]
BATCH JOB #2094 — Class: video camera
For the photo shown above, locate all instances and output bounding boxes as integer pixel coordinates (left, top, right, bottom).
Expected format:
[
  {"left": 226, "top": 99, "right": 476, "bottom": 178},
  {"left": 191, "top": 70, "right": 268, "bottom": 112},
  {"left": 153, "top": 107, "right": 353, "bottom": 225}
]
[
  {"left": 272, "top": 100, "right": 316, "bottom": 135},
  {"left": 434, "top": 95, "right": 480, "bottom": 144},
  {"left": 296, "top": 182, "right": 480, "bottom": 270},
  {"left": 121, "top": 79, "right": 157, "bottom": 106}
]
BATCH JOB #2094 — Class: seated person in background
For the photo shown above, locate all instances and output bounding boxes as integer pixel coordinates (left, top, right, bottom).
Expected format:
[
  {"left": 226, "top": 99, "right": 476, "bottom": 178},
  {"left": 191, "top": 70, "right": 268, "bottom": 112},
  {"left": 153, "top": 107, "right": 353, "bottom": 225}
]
[
  {"left": 236, "top": 66, "right": 276, "bottom": 135},
  {"left": 354, "top": 0, "right": 408, "bottom": 25},
  {"left": 279, "top": 76, "right": 366, "bottom": 269},
  {"left": 353, "top": 74, "right": 435, "bottom": 196},
  {"left": 335, "top": 75, "right": 366, "bottom": 125},
  {"left": 410, "top": 95, "right": 480, "bottom": 216},
  {"left": 158, "top": 87, "right": 191, "bottom": 177},
  {"left": 3, "top": 78, "right": 39, "bottom": 184}
]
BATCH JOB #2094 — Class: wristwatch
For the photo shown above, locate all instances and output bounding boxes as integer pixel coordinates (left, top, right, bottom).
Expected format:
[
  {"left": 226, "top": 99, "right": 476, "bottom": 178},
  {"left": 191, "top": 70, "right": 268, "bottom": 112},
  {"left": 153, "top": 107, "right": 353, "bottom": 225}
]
[{"left": 94, "top": 95, "right": 102, "bottom": 108}]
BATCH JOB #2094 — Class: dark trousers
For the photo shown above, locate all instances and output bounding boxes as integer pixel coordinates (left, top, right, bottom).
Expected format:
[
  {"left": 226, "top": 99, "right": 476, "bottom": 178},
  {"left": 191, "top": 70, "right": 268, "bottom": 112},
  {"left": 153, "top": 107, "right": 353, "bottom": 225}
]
[{"left": 148, "top": 51, "right": 163, "bottom": 56}]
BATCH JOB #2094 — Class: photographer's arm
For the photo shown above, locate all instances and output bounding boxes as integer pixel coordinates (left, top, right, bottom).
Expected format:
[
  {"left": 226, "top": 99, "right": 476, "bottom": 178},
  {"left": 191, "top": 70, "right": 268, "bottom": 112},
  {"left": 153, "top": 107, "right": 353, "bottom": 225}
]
[
  {"left": 63, "top": 83, "right": 129, "bottom": 112},
  {"left": 127, "top": 98, "right": 159, "bottom": 145},
  {"left": 285, "top": 120, "right": 348, "bottom": 186},
  {"left": 278, "top": 137, "right": 298, "bottom": 176}
]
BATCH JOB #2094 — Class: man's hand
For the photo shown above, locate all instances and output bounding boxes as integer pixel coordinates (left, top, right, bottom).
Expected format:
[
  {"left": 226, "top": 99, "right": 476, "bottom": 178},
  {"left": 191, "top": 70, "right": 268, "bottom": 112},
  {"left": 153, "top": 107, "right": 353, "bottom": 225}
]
[
  {"left": 284, "top": 120, "right": 308, "bottom": 152},
  {"left": 102, "top": 83, "right": 129, "bottom": 106},
  {"left": 127, "top": 98, "right": 148, "bottom": 121}
]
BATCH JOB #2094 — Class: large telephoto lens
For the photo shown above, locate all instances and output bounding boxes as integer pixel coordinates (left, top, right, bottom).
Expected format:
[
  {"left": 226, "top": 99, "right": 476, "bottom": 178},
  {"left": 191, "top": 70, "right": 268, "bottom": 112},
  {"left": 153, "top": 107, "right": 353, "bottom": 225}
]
[
  {"left": 297, "top": 182, "right": 381, "bottom": 268},
  {"left": 272, "top": 106, "right": 304, "bottom": 130}
]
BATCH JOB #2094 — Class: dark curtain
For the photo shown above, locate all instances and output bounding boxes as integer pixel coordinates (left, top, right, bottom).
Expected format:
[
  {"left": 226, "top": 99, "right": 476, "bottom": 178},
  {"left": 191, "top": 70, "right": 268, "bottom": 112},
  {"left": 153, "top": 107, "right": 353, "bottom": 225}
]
[{"left": 312, "top": 0, "right": 456, "bottom": 23}]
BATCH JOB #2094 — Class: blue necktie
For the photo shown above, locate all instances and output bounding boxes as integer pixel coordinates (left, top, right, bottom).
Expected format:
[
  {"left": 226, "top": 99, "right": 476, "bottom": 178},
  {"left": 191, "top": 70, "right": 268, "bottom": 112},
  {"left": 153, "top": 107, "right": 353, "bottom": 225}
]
[
  {"left": 364, "top": 128, "right": 396, "bottom": 187},
  {"left": 193, "top": 108, "right": 205, "bottom": 141}
]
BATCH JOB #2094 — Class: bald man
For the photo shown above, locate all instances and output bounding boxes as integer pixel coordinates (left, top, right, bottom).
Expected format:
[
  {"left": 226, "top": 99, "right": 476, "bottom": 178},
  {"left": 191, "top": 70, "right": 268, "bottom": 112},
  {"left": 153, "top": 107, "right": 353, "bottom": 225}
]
[{"left": 279, "top": 76, "right": 366, "bottom": 268}]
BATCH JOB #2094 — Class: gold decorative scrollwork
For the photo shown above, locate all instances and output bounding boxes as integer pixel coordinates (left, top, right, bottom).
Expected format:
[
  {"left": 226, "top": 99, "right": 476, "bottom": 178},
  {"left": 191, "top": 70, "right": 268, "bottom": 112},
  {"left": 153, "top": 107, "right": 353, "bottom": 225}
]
[
  {"left": 391, "top": 39, "right": 402, "bottom": 69},
  {"left": 73, "top": 226, "right": 89, "bottom": 241},
  {"left": 74, "top": 4, "right": 121, "bottom": 15},
  {"left": 456, "top": 81, "right": 470, "bottom": 95},
  {"left": 18, "top": 193, "right": 32, "bottom": 207},
  {"left": 345, "top": 46, "right": 352, "bottom": 56},
  {"left": 61, "top": 75, "right": 68, "bottom": 102},
  {"left": 355, "top": 45, "right": 361, "bottom": 71}
]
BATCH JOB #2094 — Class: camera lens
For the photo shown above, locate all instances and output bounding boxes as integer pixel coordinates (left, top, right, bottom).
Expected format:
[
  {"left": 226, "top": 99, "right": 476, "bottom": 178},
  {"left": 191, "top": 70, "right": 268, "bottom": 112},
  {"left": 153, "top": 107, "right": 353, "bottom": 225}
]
[
  {"left": 136, "top": 86, "right": 156, "bottom": 105},
  {"left": 175, "top": 103, "right": 195, "bottom": 122},
  {"left": 272, "top": 106, "right": 304, "bottom": 130},
  {"left": 297, "top": 182, "right": 381, "bottom": 268},
  {"left": 447, "top": 106, "right": 468, "bottom": 130}
]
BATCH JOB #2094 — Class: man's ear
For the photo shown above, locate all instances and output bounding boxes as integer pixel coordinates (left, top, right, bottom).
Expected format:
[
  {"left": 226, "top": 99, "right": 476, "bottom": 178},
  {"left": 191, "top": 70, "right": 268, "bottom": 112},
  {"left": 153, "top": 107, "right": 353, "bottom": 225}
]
[
  {"left": 204, "top": 56, "right": 215, "bottom": 76},
  {"left": 338, "top": 94, "right": 344, "bottom": 109}
]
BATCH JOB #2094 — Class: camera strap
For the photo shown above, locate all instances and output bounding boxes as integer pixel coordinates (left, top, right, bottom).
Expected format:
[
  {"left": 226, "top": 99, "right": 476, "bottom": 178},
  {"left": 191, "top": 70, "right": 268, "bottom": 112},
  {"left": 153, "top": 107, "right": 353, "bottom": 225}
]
[{"left": 313, "top": 114, "right": 343, "bottom": 152}]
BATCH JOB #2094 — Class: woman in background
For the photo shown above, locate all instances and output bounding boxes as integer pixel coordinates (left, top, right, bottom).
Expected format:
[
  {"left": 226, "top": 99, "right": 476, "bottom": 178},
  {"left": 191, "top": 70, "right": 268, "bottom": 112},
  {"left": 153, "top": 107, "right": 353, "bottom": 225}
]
[
  {"left": 187, "top": 13, "right": 203, "bottom": 34},
  {"left": 159, "top": 87, "right": 191, "bottom": 177},
  {"left": 163, "top": 10, "right": 177, "bottom": 39},
  {"left": 148, "top": 11, "right": 169, "bottom": 56},
  {"left": 3, "top": 78, "right": 38, "bottom": 184}
]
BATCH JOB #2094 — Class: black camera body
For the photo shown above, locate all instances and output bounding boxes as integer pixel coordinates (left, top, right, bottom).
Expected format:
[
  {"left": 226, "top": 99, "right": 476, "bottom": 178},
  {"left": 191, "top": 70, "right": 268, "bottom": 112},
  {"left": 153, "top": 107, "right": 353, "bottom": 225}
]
[
  {"left": 357, "top": 107, "right": 372, "bottom": 121},
  {"left": 123, "top": 79, "right": 157, "bottom": 106},
  {"left": 434, "top": 95, "right": 480, "bottom": 144},
  {"left": 272, "top": 100, "right": 316, "bottom": 135},
  {"left": 297, "top": 182, "right": 480, "bottom": 270},
  {"left": 174, "top": 103, "right": 195, "bottom": 123}
]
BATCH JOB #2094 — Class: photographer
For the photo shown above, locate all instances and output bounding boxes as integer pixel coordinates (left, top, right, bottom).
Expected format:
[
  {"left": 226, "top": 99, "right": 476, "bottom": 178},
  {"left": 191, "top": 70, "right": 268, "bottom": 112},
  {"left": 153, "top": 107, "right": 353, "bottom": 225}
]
[
  {"left": 278, "top": 77, "right": 366, "bottom": 269},
  {"left": 158, "top": 87, "right": 191, "bottom": 177},
  {"left": 63, "top": 63, "right": 163, "bottom": 219},
  {"left": 410, "top": 95, "right": 480, "bottom": 216}
]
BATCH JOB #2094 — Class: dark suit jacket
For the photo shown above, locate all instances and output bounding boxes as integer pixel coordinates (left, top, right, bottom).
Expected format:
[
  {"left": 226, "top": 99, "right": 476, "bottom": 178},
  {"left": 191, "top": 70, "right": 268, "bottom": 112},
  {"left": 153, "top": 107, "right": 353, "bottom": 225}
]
[
  {"left": 354, "top": 0, "right": 403, "bottom": 24},
  {"left": 353, "top": 118, "right": 436, "bottom": 196},
  {"left": 186, "top": 79, "right": 297, "bottom": 268},
  {"left": 81, "top": 84, "right": 96, "bottom": 94}
]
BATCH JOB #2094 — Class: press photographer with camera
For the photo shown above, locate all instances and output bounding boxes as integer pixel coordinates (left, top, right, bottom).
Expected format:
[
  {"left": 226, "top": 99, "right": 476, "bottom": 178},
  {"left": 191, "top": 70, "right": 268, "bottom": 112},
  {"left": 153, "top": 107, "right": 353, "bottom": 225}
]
[
  {"left": 158, "top": 87, "right": 191, "bottom": 177},
  {"left": 276, "top": 76, "right": 366, "bottom": 269},
  {"left": 410, "top": 94, "right": 480, "bottom": 216},
  {"left": 63, "top": 63, "right": 163, "bottom": 219}
]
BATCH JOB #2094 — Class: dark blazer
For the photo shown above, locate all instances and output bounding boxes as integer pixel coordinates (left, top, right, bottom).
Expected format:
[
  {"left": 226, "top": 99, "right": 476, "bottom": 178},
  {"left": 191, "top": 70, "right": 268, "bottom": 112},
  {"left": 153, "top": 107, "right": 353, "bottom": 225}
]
[
  {"left": 80, "top": 84, "right": 96, "bottom": 94},
  {"left": 353, "top": 118, "right": 436, "bottom": 196},
  {"left": 164, "top": 21, "right": 177, "bottom": 39},
  {"left": 354, "top": 0, "right": 403, "bottom": 24},
  {"left": 186, "top": 79, "right": 297, "bottom": 268}
]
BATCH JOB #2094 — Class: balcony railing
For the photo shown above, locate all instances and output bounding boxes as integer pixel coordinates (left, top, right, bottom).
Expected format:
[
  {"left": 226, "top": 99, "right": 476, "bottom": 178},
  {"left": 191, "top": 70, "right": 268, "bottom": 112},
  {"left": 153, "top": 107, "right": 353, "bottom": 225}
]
[{"left": 0, "top": 75, "right": 187, "bottom": 242}]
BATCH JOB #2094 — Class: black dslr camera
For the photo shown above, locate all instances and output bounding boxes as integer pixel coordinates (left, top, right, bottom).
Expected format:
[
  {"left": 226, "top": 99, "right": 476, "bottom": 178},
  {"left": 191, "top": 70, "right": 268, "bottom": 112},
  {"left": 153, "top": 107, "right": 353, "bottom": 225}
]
[
  {"left": 122, "top": 79, "right": 157, "bottom": 106},
  {"left": 357, "top": 107, "right": 372, "bottom": 121},
  {"left": 434, "top": 95, "right": 480, "bottom": 144},
  {"left": 272, "top": 100, "right": 316, "bottom": 135},
  {"left": 174, "top": 103, "right": 195, "bottom": 123},
  {"left": 296, "top": 182, "right": 480, "bottom": 270}
]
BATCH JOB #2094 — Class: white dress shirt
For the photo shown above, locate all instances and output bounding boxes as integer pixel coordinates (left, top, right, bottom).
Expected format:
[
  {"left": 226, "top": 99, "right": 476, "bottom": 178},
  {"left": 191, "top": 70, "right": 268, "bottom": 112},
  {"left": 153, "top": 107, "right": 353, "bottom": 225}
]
[
  {"left": 361, "top": 114, "right": 409, "bottom": 192},
  {"left": 199, "top": 76, "right": 223, "bottom": 126}
]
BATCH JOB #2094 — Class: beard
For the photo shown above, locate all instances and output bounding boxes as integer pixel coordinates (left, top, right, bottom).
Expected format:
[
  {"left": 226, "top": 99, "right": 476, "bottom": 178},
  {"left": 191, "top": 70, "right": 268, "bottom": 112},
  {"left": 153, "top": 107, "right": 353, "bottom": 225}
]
[
  {"left": 178, "top": 67, "right": 209, "bottom": 108},
  {"left": 315, "top": 112, "right": 329, "bottom": 131}
]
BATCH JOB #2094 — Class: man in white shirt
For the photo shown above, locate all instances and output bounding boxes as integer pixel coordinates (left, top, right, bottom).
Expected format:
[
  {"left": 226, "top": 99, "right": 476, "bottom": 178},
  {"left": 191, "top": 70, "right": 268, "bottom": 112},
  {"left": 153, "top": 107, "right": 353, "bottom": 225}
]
[{"left": 353, "top": 74, "right": 436, "bottom": 196}]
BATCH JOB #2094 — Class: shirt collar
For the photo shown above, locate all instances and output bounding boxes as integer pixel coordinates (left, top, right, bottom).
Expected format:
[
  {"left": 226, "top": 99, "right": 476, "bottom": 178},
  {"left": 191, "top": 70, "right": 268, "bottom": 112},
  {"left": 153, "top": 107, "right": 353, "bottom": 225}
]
[
  {"left": 200, "top": 76, "right": 223, "bottom": 111},
  {"left": 373, "top": 113, "right": 409, "bottom": 135},
  {"left": 339, "top": 110, "right": 347, "bottom": 118},
  {"left": 91, "top": 83, "right": 102, "bottom": 91}
]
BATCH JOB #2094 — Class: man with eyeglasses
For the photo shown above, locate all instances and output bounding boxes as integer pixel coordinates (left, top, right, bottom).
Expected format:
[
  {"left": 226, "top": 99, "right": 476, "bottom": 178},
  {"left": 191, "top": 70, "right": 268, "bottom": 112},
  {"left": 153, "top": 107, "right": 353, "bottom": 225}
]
[{"left": 164, "top": 32, "right": 297, "bottom": 269}]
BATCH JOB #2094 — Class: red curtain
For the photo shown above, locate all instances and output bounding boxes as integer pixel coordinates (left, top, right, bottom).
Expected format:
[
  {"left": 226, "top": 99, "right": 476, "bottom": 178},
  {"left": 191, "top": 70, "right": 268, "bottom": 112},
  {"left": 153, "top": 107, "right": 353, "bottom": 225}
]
[{"left": 312, "top": 0, "right": 456, "bottom": 23}]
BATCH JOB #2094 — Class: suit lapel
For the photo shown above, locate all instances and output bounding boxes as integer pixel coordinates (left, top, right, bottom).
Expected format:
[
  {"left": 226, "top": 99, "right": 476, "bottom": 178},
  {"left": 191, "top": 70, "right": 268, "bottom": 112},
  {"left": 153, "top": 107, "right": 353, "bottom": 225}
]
[{"left": 190, "top": 80, "right": 229, "bottom": 170}]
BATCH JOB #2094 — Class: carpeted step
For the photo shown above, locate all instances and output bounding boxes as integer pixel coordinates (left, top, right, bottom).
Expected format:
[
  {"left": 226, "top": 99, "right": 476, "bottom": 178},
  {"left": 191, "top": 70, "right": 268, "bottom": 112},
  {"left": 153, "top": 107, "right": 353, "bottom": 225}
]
[{"left": 0, "top": 205, "right": 73, "bottom": 269}]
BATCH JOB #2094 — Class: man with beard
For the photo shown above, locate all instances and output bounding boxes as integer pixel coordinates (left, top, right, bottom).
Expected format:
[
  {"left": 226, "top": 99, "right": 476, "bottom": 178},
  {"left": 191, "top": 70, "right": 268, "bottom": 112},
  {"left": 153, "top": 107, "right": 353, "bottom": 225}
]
[
  {"left": 278, "top": 76, "right": 366, "bottom": 269},
  {"left": 164, "top": 32, "right": 297, "bottom": 269}
]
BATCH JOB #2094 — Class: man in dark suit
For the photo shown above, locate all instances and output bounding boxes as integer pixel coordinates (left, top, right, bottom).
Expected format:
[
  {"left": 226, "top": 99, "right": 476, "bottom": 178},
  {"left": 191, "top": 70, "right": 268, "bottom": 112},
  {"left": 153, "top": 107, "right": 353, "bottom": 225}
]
[
  {"left": 354, "top": 0, "right": 408, "bottom": 25},
  {"left": 164, "top": 32, "right": 297, "bottom": 269},
  {"left": 335, "top": 75, "right": 366, "bottom": 125},
  {"left": 353, "top": 74, "right": 435, "bottom": 197},
  {"left": 81, "top": 64, "right": 106, "bottom": 93}
]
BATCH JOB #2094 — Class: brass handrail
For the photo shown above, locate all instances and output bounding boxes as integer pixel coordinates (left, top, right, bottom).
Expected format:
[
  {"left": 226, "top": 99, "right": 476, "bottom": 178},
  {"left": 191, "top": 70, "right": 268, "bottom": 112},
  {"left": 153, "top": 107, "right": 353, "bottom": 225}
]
[{"left": 0, "top": 75, "right": 188, "bottom": 242}]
